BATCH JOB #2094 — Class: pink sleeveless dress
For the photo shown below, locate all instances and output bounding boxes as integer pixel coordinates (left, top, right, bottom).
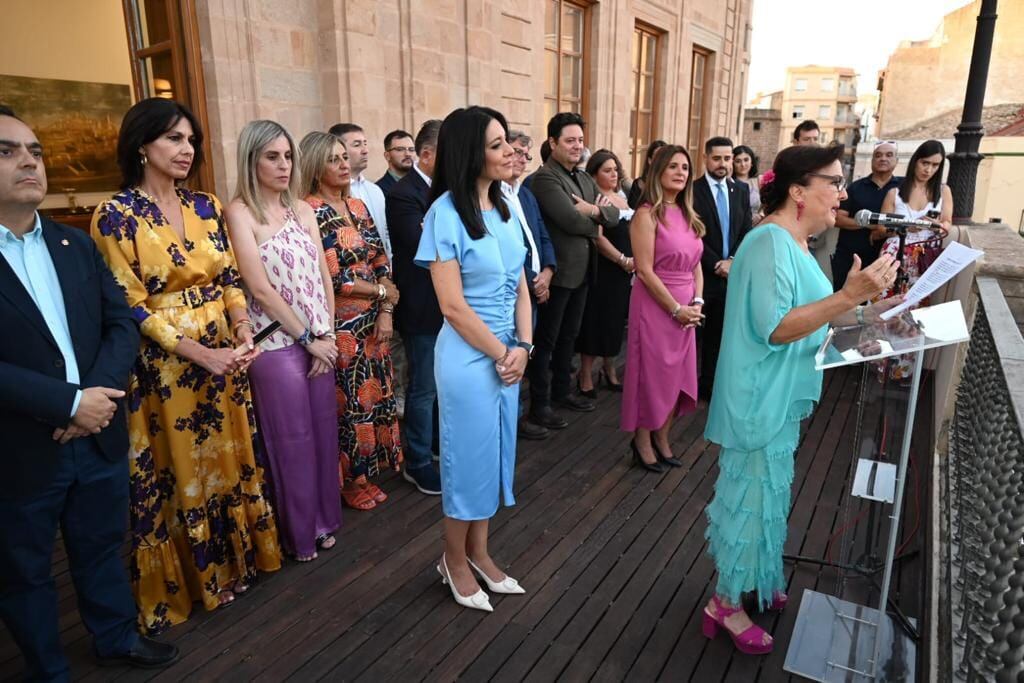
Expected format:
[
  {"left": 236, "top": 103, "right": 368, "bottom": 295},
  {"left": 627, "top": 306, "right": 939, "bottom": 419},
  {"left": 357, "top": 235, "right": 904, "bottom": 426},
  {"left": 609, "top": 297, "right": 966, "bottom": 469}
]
[{"left": 621, "top": 205, "right": 704, "bottom": 431}]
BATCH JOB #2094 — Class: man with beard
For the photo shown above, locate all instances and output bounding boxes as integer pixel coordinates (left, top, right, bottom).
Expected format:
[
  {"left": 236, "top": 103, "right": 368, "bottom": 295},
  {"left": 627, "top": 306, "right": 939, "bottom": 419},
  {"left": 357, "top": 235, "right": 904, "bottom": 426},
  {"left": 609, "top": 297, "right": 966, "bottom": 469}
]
[
  {"left": 526, "top": 113, "right": 619, "bottom": 429},
  {"left": 832, "top": 141, "right": 900, "bottom": 291},
  {"left": 377, "top": 129, "right": 415, "bottom": 196},
  {"left": 692, "top": 137, "right": 752, "bottom": 399}
]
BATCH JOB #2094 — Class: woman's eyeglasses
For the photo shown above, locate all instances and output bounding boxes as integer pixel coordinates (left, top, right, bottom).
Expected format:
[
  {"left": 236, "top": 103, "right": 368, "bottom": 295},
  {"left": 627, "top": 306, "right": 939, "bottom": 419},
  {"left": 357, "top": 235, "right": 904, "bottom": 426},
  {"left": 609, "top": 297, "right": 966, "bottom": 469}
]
[{"left": 806, "top": 173, "right": 847, "bottom": 192}]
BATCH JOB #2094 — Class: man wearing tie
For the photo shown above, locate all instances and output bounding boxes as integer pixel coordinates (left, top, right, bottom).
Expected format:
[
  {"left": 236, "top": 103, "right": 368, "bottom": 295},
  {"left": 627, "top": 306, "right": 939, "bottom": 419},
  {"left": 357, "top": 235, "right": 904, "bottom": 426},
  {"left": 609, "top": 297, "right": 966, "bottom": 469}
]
[
  {"left": 0, "top": 105, "right": 178, "bottom": 679},
  {"left": 692, "top": 137, "right": 753, "bottom": 400}
]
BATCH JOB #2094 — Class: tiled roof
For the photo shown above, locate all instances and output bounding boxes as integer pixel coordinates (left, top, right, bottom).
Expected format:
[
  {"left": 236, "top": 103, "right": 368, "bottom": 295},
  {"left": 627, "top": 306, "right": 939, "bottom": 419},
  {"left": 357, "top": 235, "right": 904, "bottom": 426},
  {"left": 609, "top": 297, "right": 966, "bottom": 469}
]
[{"left": 885, "top": 103, "right": 1024, "bottom": 139}]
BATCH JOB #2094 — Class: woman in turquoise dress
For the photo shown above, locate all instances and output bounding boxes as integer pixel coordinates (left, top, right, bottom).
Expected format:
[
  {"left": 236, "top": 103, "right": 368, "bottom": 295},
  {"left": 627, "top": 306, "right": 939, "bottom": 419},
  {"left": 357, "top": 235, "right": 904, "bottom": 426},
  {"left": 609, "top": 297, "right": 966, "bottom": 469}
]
[
  {"left": 415, "top": 107, "right": 532, "bottom": 613},
  {"left": 701, "top": 145, "right": 902, "bottom": 654}
]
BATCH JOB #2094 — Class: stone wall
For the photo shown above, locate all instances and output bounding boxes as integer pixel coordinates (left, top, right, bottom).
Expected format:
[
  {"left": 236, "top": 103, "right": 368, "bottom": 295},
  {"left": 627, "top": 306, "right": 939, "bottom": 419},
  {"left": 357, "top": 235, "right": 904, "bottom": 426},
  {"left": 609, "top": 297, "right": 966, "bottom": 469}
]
[
  {"left": 195, "top": 0, "right": 752, "bottom": 198},
  {"left": 877, "top": 0, "right": 1024, "bottom": 136},
  {"left": 741, "top": 107, "right": 781, "bottom": 170}
]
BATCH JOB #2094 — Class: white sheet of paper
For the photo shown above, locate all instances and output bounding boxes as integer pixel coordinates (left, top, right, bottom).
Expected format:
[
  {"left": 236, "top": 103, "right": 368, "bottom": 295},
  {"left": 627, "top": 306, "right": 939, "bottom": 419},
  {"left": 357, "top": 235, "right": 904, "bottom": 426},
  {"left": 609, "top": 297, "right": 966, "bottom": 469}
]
[
  {"left": 880, "top": 241, "right": 984, "bottom": 320},
  {"left": 911, "top": 300, "right": 970, "bottom": 342}
]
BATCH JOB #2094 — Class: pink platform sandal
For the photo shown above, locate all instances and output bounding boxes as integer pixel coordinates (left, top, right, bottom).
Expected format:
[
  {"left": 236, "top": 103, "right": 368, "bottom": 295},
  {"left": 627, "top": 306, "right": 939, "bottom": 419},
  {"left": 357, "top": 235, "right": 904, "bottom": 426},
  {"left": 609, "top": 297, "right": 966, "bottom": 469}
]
[
  {"left": 702, "top": 595, "right": 774, "bottom": 655},
  {"left": 768, "top": 591, "right": 788, "bottom": 611}
]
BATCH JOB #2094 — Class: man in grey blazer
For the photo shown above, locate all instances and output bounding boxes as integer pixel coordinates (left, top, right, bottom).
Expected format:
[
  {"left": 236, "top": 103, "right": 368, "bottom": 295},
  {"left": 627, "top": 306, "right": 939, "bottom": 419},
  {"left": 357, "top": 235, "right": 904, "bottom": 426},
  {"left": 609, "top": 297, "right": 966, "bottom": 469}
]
[{"left": 527, "top": 113, "right": 619, "bottom": 429}]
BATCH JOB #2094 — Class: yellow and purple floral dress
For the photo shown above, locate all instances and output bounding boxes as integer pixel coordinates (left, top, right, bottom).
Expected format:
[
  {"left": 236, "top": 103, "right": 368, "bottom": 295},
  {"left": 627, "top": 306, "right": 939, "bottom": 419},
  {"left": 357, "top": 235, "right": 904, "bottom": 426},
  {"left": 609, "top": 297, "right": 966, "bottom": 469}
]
[{"left": 91, "top": 187, "right": 281, "bottom": 635}]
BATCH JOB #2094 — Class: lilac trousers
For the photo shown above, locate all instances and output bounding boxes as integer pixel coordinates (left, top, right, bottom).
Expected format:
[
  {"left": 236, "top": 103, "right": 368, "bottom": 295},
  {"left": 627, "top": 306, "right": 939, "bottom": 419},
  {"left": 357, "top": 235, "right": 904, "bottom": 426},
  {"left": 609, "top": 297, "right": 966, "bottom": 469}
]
[{"left": 249, "top": 344, "right": 341, "bottom": 557}]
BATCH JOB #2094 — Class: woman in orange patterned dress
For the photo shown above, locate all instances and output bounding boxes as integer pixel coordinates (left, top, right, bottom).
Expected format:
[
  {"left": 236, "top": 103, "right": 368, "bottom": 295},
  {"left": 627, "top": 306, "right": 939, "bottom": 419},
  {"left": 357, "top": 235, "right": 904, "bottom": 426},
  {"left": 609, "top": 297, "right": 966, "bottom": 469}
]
[{"left": 300, "top": 132, "right": 403, "bottom": 510}]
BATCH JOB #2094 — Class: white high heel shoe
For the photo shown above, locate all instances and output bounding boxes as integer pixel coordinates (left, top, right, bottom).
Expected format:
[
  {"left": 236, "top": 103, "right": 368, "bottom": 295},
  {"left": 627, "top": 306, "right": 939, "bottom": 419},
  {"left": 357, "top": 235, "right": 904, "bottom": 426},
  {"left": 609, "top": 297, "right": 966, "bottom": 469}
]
[
  {"left": 437, "top": 555, "right": 493, "bottom": 612},
  {"left": 467, "top": 558, "right": 526, "bottom": 595}
]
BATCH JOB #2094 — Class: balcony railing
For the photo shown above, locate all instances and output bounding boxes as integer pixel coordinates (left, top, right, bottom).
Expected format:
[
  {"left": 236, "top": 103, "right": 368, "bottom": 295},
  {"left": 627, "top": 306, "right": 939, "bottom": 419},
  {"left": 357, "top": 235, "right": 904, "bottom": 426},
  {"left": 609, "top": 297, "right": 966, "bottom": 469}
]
[{"left": 934, "top": 224, "right": 1024, "bottom": 681}]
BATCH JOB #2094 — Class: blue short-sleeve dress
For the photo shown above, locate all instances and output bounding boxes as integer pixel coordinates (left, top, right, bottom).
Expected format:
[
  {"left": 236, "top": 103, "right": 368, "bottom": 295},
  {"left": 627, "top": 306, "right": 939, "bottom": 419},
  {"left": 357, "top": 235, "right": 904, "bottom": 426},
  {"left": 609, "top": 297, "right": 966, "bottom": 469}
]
[
  {"left": 703, "top": 223, "right": 833, "bottom": 607},
  {"left": 415, "top": 192, "right": 527, "bottom": 521}
]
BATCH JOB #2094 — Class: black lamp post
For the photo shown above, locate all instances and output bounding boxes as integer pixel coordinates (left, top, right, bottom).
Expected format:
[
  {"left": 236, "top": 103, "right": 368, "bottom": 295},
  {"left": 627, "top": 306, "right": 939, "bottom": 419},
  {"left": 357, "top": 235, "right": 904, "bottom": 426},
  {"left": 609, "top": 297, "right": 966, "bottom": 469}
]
[{"left": 946, "top": 0, "right": 998, "bottom": 223}]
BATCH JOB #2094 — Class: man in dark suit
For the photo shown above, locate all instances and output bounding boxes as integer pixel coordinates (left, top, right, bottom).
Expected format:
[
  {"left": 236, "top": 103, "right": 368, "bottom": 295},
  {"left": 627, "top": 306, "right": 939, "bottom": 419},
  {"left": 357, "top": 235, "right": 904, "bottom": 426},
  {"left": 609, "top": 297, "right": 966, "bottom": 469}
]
[
  {"left": 377, "top": 129, "right": 415, "bottom": 197},
  {"left": 386, "top": 120, "right": 443, "bottom": 496},
  {"left": 528, "top": 113, "right": 619, "bottom": 429},
  {"left": 0, "top": 106, "right": 178, "bottom": 680},
  {"left": 692, "top": 136, "right": 753, "bottom": 399}
]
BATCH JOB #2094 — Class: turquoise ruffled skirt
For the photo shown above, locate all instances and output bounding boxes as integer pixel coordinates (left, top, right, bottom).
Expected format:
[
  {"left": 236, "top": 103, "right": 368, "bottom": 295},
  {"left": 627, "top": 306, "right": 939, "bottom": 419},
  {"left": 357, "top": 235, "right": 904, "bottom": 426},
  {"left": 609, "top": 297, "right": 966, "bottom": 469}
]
[{"left": 705, "top": 419, "right": 799, "bottom": 608}]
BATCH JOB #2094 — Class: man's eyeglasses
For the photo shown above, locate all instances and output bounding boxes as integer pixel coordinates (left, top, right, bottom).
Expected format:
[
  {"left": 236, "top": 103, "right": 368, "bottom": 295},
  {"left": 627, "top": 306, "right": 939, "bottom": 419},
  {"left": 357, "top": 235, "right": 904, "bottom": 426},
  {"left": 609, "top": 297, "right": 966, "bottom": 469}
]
[
  {"left": 807, "top": 173, "right": 847, "bottom": 192},
  {"left": 387, "top": 146, "right": 416, "bottom": 154},
  {"left": 513, "top": 149, "right": 533, "bottom": 161}
]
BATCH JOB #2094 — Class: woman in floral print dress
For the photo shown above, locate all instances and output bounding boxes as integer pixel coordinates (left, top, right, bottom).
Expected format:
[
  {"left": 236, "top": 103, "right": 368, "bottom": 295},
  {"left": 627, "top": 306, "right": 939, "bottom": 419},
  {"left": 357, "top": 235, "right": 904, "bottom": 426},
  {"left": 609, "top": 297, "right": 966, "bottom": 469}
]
[
  {"left": 91, "top": 99, "right": 281, "bottom": 635},
  {"left": 301, "top": 132, "right": 403, "bottom": 511}
]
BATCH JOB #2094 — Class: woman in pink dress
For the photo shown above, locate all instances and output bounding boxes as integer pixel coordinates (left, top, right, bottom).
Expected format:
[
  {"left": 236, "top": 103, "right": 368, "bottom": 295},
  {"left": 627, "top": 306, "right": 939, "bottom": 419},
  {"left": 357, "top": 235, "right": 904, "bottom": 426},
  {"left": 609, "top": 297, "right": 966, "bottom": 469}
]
[{"left": 621, "top": 145, "right": 706, "bottom": 472}]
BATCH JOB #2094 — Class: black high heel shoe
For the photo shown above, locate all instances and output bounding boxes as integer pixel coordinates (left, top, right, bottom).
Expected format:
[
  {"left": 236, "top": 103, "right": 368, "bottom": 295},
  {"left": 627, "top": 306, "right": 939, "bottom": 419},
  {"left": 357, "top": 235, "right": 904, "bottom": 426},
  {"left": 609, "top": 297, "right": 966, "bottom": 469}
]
[
  {"left": 631, "top": 439, "right": 666, "bottom": 473},
  {"left": 599, "top": 367, "right": 623, "bottom": 392},
  {"left": 653, "top": 442, "right": 683, "bottom": 468},
  {"left": 577, "top": 375, "right": 597, "bottom": 400}
]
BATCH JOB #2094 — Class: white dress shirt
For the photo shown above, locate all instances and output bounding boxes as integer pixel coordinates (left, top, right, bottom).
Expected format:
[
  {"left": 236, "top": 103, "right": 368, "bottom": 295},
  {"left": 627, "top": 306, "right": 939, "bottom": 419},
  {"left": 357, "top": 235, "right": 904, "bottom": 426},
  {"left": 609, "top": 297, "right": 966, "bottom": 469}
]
[
  {"left": 349, "top": 173, "right": 392, "bottom": 262},
  {"left": 502, "top": 181, "right": 541, "bottom": 274}
]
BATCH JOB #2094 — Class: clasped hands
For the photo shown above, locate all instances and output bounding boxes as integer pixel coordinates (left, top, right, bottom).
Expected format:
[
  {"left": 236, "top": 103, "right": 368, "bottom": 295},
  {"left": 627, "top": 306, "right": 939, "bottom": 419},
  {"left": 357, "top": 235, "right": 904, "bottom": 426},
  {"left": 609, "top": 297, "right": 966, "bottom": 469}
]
[
  {"left": 673, "top": 303, "right": 705, "bottom": 329},
  {"left": 494, "top": 347, "right": 529, "bottom": 386},
  {"left": 53, "top": 386, "right": 126, "bottom": 444}
]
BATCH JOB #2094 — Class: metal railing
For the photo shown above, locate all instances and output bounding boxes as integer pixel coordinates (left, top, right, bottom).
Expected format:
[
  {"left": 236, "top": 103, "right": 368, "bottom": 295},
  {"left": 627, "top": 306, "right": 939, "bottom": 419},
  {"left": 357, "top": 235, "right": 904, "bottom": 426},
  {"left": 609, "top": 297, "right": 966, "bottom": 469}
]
[{"left": 944, "top": 276, "right": 1024, "bottom": 681}]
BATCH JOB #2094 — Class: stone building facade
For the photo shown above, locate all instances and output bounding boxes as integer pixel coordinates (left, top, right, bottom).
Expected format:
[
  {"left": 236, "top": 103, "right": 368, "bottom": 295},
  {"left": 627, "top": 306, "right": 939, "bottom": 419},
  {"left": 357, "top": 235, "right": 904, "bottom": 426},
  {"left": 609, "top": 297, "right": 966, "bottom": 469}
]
[
  {"left": 741, "top": 103, "right": 782, "bottom": 170},
  {"left": 199, "top": 0, "right": 753, "bottom": 195},
  {"left": 5, "top": 0, "right": 752, "bottom": 212},
  {"left": 877, "top": 0, "right": 1024, "bottom": 137}
]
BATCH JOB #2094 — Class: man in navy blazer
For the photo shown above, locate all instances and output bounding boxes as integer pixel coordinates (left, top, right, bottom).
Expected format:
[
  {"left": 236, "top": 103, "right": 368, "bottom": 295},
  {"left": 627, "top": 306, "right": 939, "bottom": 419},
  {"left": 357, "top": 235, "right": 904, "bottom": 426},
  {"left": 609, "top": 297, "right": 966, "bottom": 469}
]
[
  {"left": 692, "top": 137, "right": 753, "bottom": 399},
  {"left": 0, "top": 106, "right": 178, "bottom": 679},
  {"left": 386, "top": 120, "right": 443, "bottom": 496},
  {"left": 505, "top": 131, "right": 558, "bottom": 440}
]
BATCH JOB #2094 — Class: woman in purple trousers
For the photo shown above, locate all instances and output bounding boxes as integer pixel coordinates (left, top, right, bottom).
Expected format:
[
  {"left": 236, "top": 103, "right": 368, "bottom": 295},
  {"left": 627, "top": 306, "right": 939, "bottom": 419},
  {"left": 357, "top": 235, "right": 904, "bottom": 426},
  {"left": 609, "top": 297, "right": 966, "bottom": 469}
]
[
  {"left": 225, "top": 120, "right": 342, "bottom": 561},
  {"left": 621, "top": 145, "right": 705, "bottom": 473}
]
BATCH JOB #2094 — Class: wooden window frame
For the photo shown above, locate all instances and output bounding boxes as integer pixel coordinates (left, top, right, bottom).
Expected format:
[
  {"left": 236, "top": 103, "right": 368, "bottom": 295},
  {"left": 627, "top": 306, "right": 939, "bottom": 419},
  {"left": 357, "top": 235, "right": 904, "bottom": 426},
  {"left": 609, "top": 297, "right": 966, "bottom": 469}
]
[
  {"left": 688, "top": 46, "right": 713, "bottom": 169},
  {"left": 122, "top": 0, "right": 212, "bottom": 192},
  {"left": 629, "top": 23, "right": 661, "bottom": 180},
  {"left": 544, "top": 0, "right": 592, "bottom": 128}
]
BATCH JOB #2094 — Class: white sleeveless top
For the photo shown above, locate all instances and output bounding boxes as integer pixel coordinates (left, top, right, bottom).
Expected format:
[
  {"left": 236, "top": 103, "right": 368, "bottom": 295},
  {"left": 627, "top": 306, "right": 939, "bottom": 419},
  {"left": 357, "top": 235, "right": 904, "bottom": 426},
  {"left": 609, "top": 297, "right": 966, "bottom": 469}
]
[
  {"left": 247, "top": 210, "right": 332, "bottom": 351},
  {"left": 892, "top": 189, "right": 943, "bottom": 245}
]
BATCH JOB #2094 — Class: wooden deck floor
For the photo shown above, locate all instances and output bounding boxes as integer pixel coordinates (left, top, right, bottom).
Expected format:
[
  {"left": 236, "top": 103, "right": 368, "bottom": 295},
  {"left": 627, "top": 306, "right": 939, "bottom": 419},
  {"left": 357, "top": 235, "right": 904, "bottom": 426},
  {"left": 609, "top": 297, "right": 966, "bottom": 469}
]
[{"left": 1, "top": 365, "right": 926, "bottom": 681}]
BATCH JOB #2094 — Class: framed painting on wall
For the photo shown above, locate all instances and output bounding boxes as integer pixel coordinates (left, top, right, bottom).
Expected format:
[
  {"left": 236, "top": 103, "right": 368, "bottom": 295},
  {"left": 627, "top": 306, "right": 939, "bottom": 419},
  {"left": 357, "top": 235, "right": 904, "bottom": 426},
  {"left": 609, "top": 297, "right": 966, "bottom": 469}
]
[{"left": 0, "top": 74, "right": 131, "bottom": 194}]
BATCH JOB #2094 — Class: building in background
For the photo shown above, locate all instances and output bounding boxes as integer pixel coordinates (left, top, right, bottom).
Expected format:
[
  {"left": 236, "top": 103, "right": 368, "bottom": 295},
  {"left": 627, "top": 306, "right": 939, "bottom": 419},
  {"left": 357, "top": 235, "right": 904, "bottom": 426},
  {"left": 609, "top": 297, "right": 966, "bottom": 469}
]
[
  {"left": 5, "top": 0, "right": 753, "bottom": 224},
  {"left": 876, "top": 0, "right": 1024, "bottom": 137},
  {"left": 778, "top": 65, "right": 859, "bottom": 150},
  {"left": 742, "top": 90, "right": 782, "bottom": 170}
]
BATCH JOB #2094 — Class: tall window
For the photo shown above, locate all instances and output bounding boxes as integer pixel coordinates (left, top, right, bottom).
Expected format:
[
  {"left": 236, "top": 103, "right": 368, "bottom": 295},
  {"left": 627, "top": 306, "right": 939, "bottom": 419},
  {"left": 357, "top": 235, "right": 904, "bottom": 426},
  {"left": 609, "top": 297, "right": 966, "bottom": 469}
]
[
  {"left": 792, "top": 105, "right": 805, "bottom": 119},
  {"left": 819, "top": 105, "right": 831, "bottom": 119},
  {"left": 687, "top": 47, "right": 712, "bottom": 165},
  {"left": 821, "top": 77, "right": 835, "bottom": 92},
  {"left": 795, "top": 78, "right": 808, "bottom": 92},
  {"left": 123, "top": 0, "right": 211, "bottom": 189},
  {"left": 544, "top": 0, "right": 587, "bottom": 125},
  {"left": 629, "top": 25, "right": 659, "bottom": 178}
]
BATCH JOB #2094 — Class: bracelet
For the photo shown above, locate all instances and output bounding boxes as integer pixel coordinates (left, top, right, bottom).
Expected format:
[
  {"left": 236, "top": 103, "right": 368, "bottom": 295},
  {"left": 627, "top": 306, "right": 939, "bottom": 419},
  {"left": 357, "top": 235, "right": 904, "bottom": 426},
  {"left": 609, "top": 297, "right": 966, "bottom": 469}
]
[
  {"left": 495, "top": 349, "right": 512, "bottom": 367},
  {"left": 855, "top": 305, "right": 866, "bottom": 325},
  {"left": 232, "top": 319, "right": 254, "bottom": 334},
  {"left": 380, "top": 304, "right": 394, "bottom": 314},
  {"left": 320, "top": 331, "right": 337, "bottom": 340},
  {"left": 376, "top": 284, "right": 386, "bottom": 301},
  {"left": 690, "top": 297, "right": 705, "bottom": 306},
  {"left": 670, "top": 303, "right": 682, "bottom": 320},
  {"left": 617, "top": 253, "right": 626, "bottom": 265}
]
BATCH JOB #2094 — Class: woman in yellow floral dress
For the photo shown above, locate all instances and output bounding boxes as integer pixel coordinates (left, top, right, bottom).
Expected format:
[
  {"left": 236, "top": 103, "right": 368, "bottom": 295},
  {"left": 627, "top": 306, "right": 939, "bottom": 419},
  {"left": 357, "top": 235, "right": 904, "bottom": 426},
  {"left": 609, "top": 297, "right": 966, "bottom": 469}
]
[
  {"left": 91, "top": 98, "right": 281, "bottom": 635},
  {"left": 300, "top": 132, "right": 403, "bottom": 511}
]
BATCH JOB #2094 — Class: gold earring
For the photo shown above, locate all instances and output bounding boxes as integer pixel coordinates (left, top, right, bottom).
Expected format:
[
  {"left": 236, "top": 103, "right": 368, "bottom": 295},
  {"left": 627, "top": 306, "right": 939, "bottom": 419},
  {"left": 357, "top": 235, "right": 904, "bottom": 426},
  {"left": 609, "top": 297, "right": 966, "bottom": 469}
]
[{"left": 140, "top": 153, "right": 148, "bottom": 166}]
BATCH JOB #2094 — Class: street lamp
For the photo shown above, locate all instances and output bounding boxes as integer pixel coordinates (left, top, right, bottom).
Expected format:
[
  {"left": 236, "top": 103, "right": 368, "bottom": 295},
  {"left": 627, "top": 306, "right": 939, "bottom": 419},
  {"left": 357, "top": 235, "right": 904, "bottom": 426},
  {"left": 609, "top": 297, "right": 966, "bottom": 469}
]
[{"left": 946, "top": 0, "right": 998, "bottom": 223}]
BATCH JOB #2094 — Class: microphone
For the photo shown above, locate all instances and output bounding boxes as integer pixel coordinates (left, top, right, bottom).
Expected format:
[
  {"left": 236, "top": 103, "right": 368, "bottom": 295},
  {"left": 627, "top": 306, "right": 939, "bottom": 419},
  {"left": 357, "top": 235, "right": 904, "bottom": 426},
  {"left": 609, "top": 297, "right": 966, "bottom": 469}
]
[{"left": 854, "top": 209, "right": 935, "bottom": 229}]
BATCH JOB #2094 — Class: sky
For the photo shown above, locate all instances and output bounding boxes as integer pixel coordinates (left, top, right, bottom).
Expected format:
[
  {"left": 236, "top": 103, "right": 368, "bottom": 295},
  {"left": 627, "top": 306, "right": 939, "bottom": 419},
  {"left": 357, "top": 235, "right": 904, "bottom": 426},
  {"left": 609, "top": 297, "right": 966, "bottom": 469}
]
[{"left": 747, "top": 0, "right": 977, "bottom": 100}]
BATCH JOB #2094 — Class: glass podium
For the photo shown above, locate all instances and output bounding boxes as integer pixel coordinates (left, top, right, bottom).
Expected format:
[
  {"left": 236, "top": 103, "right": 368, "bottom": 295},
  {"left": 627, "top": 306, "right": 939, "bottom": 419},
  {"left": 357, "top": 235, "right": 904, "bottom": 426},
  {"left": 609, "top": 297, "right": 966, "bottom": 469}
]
[{"left": 783, "top": 301, "right": 969, "bottom": 681}]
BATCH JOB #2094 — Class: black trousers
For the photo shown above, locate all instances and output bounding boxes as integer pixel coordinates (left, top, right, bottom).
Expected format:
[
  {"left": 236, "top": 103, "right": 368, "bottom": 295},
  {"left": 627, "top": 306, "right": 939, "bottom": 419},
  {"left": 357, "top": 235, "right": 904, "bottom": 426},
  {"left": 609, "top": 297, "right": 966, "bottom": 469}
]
[
  {"left": 529, "top": 283, "right": 589, "bottom": 409},
  {"left": 698, "top": 294, "right": 726, "bottom": 396},
  {"left": 0, "top": 437, "right": 138, "bottom": 681}
]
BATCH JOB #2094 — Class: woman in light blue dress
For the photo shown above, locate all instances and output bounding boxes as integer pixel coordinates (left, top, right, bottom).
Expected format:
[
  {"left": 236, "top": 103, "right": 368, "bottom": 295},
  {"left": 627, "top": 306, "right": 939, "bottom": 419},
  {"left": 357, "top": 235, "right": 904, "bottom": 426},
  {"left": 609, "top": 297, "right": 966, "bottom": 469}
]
[
  {"left": 701, "top": 145, "right": 902, "bottom": 654},
  {"left": 414, "top": 107, "right": 532, "bottom": 613}
]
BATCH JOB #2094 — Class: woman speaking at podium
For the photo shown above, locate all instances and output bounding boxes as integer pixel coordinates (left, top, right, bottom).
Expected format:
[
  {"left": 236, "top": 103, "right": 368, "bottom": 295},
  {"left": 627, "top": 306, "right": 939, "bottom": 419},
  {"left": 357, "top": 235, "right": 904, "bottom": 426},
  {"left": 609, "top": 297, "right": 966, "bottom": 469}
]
[{"left": 700, "top": 144, "right": 901, "bottom": 655}]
